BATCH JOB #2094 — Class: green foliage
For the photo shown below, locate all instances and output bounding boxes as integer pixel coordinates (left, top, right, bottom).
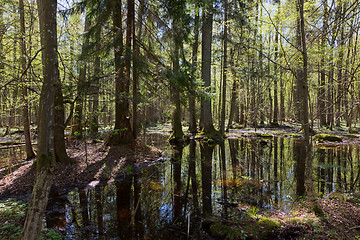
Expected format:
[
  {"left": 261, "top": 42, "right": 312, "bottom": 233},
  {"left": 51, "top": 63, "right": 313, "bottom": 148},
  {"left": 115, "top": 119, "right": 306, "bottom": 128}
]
[
  {"left": 0, "top": 199, "right": 27, "bottom": 240},
  {"left": 40, "top": 229, "right": 63, "bottom": 240},
  {"left": 313, "top": 134, "right": 342, "bottom": 143}
]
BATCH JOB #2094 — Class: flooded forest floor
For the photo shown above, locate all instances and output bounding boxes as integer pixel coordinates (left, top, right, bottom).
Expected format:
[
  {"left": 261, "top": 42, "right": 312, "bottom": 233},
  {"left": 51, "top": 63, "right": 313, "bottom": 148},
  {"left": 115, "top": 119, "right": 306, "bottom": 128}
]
[{"left": 1, "top": 122, "right": 360, "bottom": 239}]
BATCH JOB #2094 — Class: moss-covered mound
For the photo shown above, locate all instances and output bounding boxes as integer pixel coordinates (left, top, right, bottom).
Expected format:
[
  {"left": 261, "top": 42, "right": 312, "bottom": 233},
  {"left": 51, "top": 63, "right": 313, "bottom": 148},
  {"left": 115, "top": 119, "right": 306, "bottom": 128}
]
[
  {"left": 204, "top": 216, "right": 281, "bottom": 240},
  {"left": 313, "top": 134, "right": 342, "bottom": 142}
]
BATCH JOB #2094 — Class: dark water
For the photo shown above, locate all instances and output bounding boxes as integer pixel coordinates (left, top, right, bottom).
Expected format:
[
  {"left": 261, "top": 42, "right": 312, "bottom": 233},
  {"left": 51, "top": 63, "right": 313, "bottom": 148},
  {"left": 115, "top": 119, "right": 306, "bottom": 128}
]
[{"left": 45, "top": 135, "right": 360, "bottom": 239}]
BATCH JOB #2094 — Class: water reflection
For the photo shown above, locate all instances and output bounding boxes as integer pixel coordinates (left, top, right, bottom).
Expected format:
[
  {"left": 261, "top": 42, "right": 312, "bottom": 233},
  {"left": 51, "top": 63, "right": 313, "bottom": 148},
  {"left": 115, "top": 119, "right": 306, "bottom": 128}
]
[{"left": 46, "top": 137, "right": 360, "bottom": 239}]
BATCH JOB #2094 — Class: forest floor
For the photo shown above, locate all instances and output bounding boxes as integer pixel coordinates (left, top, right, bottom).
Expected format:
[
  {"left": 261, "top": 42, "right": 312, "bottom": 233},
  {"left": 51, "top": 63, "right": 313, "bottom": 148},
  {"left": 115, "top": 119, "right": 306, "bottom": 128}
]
[
  {"left": 1, "top": 123, "right": 360, "bottom": 239},
  {"left": 0, "top": 140, "right": 162, "bottom": 200},
  {"left": 205, "top": 193, "right": 360, "bottom": 239}
]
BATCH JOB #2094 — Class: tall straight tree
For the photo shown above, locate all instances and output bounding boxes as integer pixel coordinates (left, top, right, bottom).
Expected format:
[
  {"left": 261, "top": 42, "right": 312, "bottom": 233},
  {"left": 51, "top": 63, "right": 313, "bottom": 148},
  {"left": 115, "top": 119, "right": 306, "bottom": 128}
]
[
  {"left": 73, "top": 17, "right": 90, "bottom": 137},
  {"left": 21, "top": 0, "right": 59, "bottom": 238},
  {"left": 90, "top": 27, "right": 101, "bottom": 136},
  {"left": 220, "top": 0, "right": 228, "bottom": 135},
  {"left": 111, "top": 0, "right": 134, "bottom": 144},
  {"left": 200, "top": 0, "right": 217, "bottom": 135},
  {"left": 188, "top": 4, "right": 200, "bottom": 134},
  {"left": 318, "top": 0, "right": 328, "bottom": 126},
  {"left": 170, "top": 18, "right": 184, "bottom": 142},
  {"left": 296, "top": 0, "right": 323, "bottom": 216},
  {"left": 19, "top": 0, "right": 35, "bottom": 159}
]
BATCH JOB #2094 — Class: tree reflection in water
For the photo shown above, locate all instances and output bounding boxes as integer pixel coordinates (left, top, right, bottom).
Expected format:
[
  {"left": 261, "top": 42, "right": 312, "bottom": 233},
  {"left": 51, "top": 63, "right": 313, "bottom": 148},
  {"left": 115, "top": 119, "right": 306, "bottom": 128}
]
[{"left": 46, "top": 136, "right": 360, "bottom": 239}]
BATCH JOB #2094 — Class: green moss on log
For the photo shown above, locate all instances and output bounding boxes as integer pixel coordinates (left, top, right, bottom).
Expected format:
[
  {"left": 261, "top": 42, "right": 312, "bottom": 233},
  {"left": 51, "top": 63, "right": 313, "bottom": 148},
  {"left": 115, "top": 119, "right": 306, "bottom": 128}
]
[{"left": 313, "top": 134, "right": 342, "bottom": 142}]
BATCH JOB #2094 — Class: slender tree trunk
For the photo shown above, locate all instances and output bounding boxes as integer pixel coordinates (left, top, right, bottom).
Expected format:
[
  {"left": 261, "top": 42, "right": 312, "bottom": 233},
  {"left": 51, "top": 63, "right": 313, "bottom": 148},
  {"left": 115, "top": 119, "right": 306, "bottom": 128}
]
[
  {"left": 201, "top": 0, "right": 217, "bottom": 135},
  {"left": 273, "top": 22, "right": 279, "bottom": 125},
  {"left": 188, "top": 6, "right": 200, "bottom": 134},
  {"left": 90, "top": 27, "right": 101, "bottom": 136},
  {"left": 73, "top": 18, "right": 90, "bottom": 137},
  {"left": 220, "top": 0, "right": 228, "bottom": 135},
  {"left": 21, "top": 0, "right": 59, "bottom": 238},
  {"left": 19, "top": 0, "right": 35, "bottom": 159},
  {"left": 280, "top": 69, "right": 285, "bottom": 122},
  {"left": 335, "top": 4, "right": 345, "bottom": 127},
  {"left": 318, "top": 0, "right": 328, "bottom": 127},
  {"left": 296, "top": 0, "right": 323, "bottom": 216},
  {"left": 227, "top": 50, "right": 238, "bottom": 131},
  {"left": 132, "top": 0, "right": 144, "bottom": 138}
]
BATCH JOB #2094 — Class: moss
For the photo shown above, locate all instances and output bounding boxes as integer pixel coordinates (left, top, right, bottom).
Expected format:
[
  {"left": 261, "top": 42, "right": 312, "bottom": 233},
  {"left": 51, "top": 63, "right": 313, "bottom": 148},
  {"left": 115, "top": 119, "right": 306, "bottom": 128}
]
[
  {"left": 313, "top": 134, "right": 342, "bottom": 142},
  {"left": 209, "top": 222, "right": 239, "bottom": 240},
  {"left": 258, "top": 217, "right": 281, "bottom": 229},
  {"left": 37, "top": 153, "right": 56, "bottom": 170}
]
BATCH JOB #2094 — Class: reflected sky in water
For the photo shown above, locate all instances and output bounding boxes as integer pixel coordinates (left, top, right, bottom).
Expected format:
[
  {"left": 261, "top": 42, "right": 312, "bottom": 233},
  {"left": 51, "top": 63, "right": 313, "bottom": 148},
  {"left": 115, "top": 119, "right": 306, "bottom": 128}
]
[{"left": 45, "top": 134, "right": 360, "bottom": 239}]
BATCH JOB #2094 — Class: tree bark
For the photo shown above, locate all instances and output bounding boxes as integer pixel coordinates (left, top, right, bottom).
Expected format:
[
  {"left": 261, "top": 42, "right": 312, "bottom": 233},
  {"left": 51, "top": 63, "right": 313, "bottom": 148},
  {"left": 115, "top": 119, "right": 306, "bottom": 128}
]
[
  {"left": 170, "top": 19, "right": 184, "bottom": 142},
  {"left": 19, "top": 0, "right": 35, "bottom": 159},
  {"left": 73, "top": 17, "right": 90, "bottom": 137},
  {"left": 201, "top": 0, "right": 217, "bottom": 135},
  {"left": 111, "top": 0, "right": 134, "bottom": 144},
  {"left": 90, "top": 27, "right": 101, "bottom": 136},
  {"left": 188, "top": 5, "right": 200, "bottom": 134},
  {"left": 318, "top": 0, "right": 328, "bottom": 127},
  {"left": 21, "top": 0, "right": 58, "bottom": 238},
  {"left": 220, "top": 0, "right": 228, "bottom": 135}
]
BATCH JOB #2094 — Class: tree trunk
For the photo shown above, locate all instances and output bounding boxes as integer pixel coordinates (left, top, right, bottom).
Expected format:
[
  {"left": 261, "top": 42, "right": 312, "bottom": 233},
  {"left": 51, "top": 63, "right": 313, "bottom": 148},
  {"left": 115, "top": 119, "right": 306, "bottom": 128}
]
[
  {"left": 188, "top": 5, "right": 200, "bottom": 134},
  {"left": 21, "top": 0, "right": 58, "bottom": 238},
  {"left": 335, "top": 4, "right": 345, "bottom": 127},
  {"left": 318, "top": 0, "right": 328, "bottom": 127},
  {"left": 19, "top": 0, "right": 35, "bottom": 159},
  {"left": 73, "top": 17, "right": 90, "bottom": 137},
  {"left": 90, "top": 27, "right": 101, "bottom": 136},
  {"left": 54, "top": 84, "right": 71, "bottom": 163},
  {"left": 201, "top": 0, "right": 217, "bottom": 135},
  {"left": 170, "top": 21, "right": 184, "bottom": 142},
  {"left": 111, "top": 0, "right": 134, "bottom": 145},
  {"left": 227, "top": 50, "right": 238, "bottom": 131},
  {"left": 132, "top": 0, "right": 143, "bottom": 138},
  {"left": 273, "top": 23, "right": 279, "bottom": 125},
  {"left": 296, "top": 0, "right": 323, "bottom": 216},
  {"left": 220, "top": 0, "right": 228, "bottom": 135}
]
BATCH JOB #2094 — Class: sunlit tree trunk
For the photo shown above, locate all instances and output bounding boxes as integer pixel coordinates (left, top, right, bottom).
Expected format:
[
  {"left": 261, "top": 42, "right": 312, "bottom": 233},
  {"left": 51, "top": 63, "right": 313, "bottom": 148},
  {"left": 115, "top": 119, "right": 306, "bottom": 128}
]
[
  {"left": 20, "top": 0, "right": 58, "bottom": 238},
  {"left": 227, "top": 49, "right": 239, "bottom": 131},
  {"left": 19, "top": 0, "right": 35, "bottom": 159}
]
